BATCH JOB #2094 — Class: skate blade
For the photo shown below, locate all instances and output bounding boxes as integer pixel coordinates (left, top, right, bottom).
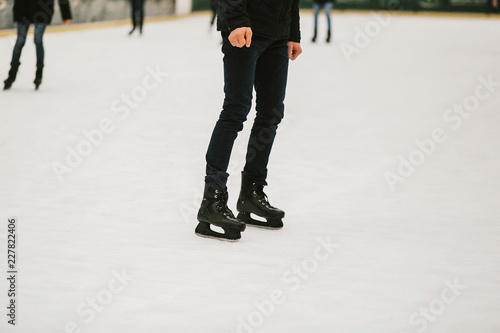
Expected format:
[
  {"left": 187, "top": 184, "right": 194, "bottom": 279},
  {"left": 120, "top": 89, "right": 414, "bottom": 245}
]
[
  {"left": 194, "top": 222, "right": 242, "bottom": 242},
  {"left": 245, "top": 223, "right": 283, "bottom": 230},
  {"left": 195, "top": 232, "right": 240, "bottom": 242},
  {"left": 237, "top": 212, "right": 283, "bottom": 230}
]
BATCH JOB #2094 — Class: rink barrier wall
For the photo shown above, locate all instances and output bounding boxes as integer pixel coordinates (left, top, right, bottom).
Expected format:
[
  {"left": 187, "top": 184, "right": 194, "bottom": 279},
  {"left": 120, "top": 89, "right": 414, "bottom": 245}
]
[
  {"left": 0, "top": 0, "right": 175, "bottom": 30},
  {"left": 0, "top": 11, "right": 204, "bottom": 37},
  {"left": 0, "top": 9, "right": 498, "bottom": 37}
]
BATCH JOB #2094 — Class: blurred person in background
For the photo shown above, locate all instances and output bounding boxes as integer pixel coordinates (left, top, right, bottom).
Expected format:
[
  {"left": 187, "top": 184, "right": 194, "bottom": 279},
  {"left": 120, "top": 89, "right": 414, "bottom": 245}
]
[
  {"left": 209, "top": 0, "right": 218, "bottom": 30},
  {"left": 3, "top": 0, "right": 72, "bottom": 90},
  {"left": 311, "top": 0, "right": 334, "bottom": 43},
  {"left": 490, "top": 0, "right": 499, "bottom": 12},
  {"left": 129, "top": 0, "right": 145, "bottom": 35}
]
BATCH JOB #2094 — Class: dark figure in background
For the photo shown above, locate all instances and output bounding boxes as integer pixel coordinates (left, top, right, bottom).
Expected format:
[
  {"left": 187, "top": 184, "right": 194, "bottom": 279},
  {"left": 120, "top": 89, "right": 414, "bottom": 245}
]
[
  {"left": 209, "top": 0, "right": 218, "bottom": 30},
  {"left": 312, "top": 0, "right": 334, "bottom": 43},
  {"left": 195, "top": 0, "right": 302, "bottom": 241},
  {"left": 3, "top": 0, "right": 72, "bottom": 90},
  {"left": 129, "top": 0, "right": 145, "bottom": 35},
  {"left": 487, "top": 0, "right": 499, "bottom": 12}
]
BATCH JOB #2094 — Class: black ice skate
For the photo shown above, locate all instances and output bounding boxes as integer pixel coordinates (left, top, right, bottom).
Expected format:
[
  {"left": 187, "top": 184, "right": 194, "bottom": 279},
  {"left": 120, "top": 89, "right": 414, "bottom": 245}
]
[
  {"left": 195, "top": 185, "right": 246, "bottom": 242},
  {"left": 34, "top": 65, "right": 43, "bottom": 90},
  {"left": 236, "top": 173, "right": 284, "bottom": 229},
  {"left": 3, "top": 63, "right": 20, "bottom": 90},
  {"left": 326, "top": 29, "right": 332, "bottom": 43},
  {"left": 311, "top": 28, "right": 317, "bottom": 43}
]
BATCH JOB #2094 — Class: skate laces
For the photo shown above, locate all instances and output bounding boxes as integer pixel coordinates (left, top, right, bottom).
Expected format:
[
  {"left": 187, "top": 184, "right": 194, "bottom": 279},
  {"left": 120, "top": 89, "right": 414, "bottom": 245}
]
[
  {"left": 253, "top": 186, "right": 274, "bottom": 208},
  {"left": 215, "top": 190, "right": 235, "bottom": 218}
]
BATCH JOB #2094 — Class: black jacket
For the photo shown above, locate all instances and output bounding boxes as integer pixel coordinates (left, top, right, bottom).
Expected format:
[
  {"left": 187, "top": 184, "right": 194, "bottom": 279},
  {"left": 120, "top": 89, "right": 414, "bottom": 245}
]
[
  {"left": 217, "top": 0, "right": 301, "bottom": 43},
  {"left": 13, "top": 0, "right": 72, "bottom": 25}
]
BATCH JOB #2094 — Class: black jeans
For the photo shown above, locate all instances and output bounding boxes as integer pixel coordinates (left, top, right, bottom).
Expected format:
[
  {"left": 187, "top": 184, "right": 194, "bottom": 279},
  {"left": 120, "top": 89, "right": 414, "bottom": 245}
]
[
  {"left": 205, "top": 33, "right": 289, "bottom": 190},
  {"left": 11, "top": 23, "right": 47, "bottom": 67},
  {"left": 131, "top": 0, "right": 145, "bottom": 29}
]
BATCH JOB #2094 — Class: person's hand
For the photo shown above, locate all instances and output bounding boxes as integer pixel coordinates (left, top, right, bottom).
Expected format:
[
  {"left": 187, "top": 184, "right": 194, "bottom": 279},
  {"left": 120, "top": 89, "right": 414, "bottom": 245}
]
[
  {"left": 228, "top": 27, "right": 252, "bottom": 48},
  {"left": 288, "top": 42, "right": 302, "bottom": 61},
  {"left": 63, "top": 19, "right": 71, "bottom": 25}
]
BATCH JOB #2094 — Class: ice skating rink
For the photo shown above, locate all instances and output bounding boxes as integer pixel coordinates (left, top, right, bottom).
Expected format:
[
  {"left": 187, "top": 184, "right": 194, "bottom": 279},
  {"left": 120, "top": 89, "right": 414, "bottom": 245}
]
[{"left": 1, "top": 11, "right": 499, "bottom": 333}]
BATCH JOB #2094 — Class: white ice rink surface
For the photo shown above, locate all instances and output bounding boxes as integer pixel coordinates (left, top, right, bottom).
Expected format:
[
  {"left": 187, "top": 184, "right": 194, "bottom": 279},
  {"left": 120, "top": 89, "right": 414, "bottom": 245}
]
[{"left": 1, "top": 11, "right": 499, "bottom": 333}]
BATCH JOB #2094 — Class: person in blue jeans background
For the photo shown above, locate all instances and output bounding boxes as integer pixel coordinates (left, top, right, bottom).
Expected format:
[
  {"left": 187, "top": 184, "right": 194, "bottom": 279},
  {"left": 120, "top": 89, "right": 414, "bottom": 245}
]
[
  {"left": 3, "top": 0, "right": 72, "bottom": 90},
  {"left": 312, "top": 0, "right": 334, "bottom": 43},
  {"left": 195, "top": 0, "right": 302, "bottom": 242}
]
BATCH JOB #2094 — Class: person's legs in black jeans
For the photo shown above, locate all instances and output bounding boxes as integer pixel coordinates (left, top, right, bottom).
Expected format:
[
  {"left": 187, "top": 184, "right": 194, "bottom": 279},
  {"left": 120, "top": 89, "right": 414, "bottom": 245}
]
[
  {"left": 205, "top": 34, "right": 273, "bottom": 190},
  {"left": 130, "top": 0, "right": 138, "bottom": 33},
  {"left": 244, "top": 39, "right": 289, "bottom": 184},
  {"left": 130, "top": 0, "right": 145, "bottom": 34},
  {"left": 205, "top": 34, "right": 288, "bottom": 190},
  {"left": 138, "top": 0, "right": 145, "bottom": 33}
]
